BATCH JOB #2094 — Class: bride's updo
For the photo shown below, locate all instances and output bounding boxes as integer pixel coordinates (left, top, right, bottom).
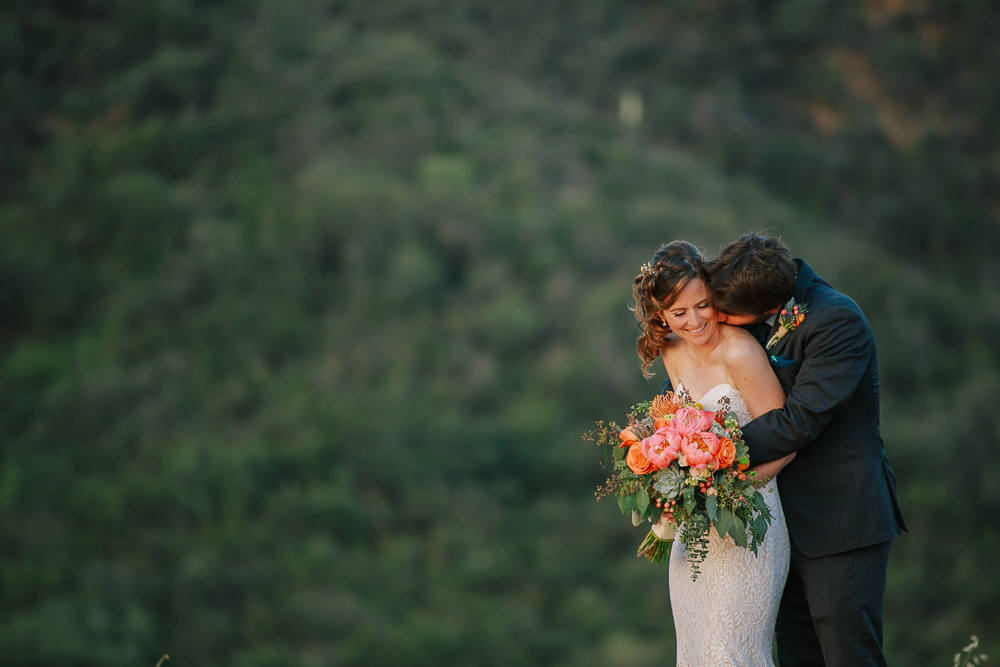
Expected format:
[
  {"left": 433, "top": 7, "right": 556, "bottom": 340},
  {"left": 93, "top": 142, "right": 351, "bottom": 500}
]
[{"left": 631, "top": 240, "right": 710, "bottom": 377}]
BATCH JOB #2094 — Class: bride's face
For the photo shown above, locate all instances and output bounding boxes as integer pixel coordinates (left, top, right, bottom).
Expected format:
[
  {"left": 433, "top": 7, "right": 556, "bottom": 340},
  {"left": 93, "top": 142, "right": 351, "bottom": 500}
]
[{"left": 660, "top": 278, "right": 718, "bottom": 344}]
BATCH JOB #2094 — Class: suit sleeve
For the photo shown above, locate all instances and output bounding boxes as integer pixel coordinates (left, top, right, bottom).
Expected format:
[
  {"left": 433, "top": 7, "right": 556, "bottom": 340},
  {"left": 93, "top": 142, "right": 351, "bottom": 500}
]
[{"left": 741, "top": 306, "right": 871, "bottom": 463}]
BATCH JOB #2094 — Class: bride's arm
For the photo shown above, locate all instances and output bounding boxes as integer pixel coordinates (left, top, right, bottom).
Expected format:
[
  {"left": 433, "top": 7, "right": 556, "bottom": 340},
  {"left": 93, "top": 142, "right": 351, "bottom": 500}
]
[{"left": 721, "top": 330, "right": 796, "bottom": 478}]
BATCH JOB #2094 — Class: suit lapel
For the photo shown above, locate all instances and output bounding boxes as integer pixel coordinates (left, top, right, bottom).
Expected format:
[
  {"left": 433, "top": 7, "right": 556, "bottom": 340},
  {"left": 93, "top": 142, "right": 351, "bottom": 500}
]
[
  {"left": 792, "top": 258, "right": 817, "bottom": 302},
  {"left": 766, "top": 259, "right": 816, "bottom": 354}
]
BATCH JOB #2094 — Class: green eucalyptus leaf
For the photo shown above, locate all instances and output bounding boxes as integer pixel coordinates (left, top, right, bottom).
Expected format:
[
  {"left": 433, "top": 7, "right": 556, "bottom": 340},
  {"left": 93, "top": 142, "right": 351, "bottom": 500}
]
[
  {"left": 729, "top": 514, "right": 747, "bottom": 548},
  {"left": 754, "top": 515, "right": 770, "bottom": 540},
  {"left": 706, "top": 494, "right": 718, "bottom": 521},
  {"left": 752, "top": 492, "right": 771, "bottom": 518},
  {"left": 683, "top": 486, "right": 696, "bottom": 513},
  {"left": 716, "top": 507, "right": 733, "bottom": 539},
  {"left": 616, "top": 493, "right": 627, "bottom": 514},
  {"left": 637, "top": 490, "right": 650, "bottom": 514}
]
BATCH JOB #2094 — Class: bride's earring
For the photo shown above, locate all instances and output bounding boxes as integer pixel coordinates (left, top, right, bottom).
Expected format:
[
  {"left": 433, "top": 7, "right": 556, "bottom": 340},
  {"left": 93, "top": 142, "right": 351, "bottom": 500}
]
[{"left": 660, "top": 314, "right": 668, "bottom": 326}]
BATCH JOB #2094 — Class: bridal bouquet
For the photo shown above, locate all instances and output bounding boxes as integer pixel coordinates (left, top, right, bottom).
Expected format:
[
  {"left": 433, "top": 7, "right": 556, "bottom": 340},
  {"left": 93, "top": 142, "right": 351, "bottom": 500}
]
[{"left": 589, "top": 392, "right": 773, "bottom": 578}]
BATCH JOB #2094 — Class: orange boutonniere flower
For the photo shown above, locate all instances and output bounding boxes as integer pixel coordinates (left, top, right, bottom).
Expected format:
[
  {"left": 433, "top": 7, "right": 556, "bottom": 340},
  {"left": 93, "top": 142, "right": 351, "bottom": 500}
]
[{"left": 766, "top": 298, "right": 809, "bottom": 350}]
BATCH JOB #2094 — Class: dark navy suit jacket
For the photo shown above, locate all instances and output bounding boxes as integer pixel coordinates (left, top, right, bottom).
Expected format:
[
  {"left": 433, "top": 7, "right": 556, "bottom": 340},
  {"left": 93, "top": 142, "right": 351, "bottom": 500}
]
[{"left": 664, "top": 260, "right": 906, "bottom": 557}]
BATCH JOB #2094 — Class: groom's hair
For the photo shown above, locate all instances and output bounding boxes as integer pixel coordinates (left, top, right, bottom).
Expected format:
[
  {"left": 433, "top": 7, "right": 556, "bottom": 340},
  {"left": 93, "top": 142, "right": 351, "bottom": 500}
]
[{"left": 709, "top": 234, "right": 797, "bottom": 316}]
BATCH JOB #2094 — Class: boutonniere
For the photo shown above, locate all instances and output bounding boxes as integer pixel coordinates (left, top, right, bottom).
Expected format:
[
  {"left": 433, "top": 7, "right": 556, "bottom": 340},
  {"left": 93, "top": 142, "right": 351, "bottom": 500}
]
[{"left": 766, "top": 298, "right": 809, "bottom": 350}]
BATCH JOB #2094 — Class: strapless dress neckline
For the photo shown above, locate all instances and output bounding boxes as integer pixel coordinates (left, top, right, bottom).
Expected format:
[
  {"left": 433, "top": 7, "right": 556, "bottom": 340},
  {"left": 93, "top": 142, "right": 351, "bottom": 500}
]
[{"left": 676, "top": 381, "right": 737, "bottom": 405}]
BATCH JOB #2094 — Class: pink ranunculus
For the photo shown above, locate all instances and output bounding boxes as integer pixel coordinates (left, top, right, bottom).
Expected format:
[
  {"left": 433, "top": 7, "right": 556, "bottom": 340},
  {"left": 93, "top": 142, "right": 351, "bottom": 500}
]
[
  {"left": 680, "top": 430, "right": 721, "bottom": 470},
  {"left": 640, "top": 433, "right": 680, "bottom": 469}
]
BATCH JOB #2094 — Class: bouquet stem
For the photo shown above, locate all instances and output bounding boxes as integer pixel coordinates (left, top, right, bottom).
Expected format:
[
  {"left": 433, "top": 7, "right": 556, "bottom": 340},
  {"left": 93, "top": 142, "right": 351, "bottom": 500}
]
[{"left": 637, "top": 529, "right": 672, "bottom": 566}]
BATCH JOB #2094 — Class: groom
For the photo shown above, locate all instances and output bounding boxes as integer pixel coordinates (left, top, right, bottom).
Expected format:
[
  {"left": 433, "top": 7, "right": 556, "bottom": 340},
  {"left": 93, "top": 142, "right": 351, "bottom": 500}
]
[{"left": 670, "top": 234, "right": 906, "bottom": 666}]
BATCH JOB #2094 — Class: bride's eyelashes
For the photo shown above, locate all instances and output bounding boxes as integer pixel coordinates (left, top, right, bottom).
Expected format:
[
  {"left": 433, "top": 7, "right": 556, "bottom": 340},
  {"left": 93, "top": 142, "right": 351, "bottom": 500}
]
[{"left": 671, "top": 302, "right": 711, "bottom": 317}]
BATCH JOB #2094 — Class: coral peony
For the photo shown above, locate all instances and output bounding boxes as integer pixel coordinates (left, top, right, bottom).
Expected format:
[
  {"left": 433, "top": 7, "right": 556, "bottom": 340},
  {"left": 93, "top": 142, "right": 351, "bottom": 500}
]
[
  {"left": 626, "top": 443, "right": 657, "bottom": 475},
  {"left": 672, "top": 407, "right": 716, "bottom": 435},
  {"left": 680, "top": 430, "right": 721, "bottom": 470},
  {"left": 641, "top": 433, "right": 680, "bottom": 469}
]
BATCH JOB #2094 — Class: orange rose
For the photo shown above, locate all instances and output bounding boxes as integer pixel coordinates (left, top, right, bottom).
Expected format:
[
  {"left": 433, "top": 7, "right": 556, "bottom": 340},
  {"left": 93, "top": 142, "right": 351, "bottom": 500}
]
[
  {"left": 619, "top": 428, "right": 639, "bottom": 448},
  {"left": 653, "top": 417, "right": 670, "bottom": 430},
  {"left": 626, "top": 443, "right": 657, "bottom": 475},
  {"left": 716, "top": 437, "right": 736, "bottom": 469}
]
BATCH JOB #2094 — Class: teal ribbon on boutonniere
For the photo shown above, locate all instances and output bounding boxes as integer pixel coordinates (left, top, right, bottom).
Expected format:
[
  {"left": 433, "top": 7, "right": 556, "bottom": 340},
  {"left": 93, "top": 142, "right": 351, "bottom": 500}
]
[{"left": 766, "top": 298, "right": 809, "bottom": 350}]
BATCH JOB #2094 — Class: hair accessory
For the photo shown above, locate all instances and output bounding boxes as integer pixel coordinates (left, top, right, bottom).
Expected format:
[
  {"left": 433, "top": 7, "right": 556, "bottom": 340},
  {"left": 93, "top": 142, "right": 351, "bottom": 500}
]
[{"left": 640, "top": 262, "right": 661, "bottom": 277}]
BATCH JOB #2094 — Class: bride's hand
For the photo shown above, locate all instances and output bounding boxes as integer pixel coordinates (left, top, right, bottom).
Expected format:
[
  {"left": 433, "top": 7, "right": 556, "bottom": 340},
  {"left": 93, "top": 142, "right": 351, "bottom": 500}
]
[{"left": 746, "top": 452, "right": 796, "bottom": 486}]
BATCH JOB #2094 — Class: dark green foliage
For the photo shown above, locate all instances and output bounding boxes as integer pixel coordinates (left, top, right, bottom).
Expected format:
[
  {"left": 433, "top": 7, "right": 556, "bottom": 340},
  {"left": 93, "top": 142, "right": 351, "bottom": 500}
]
[{"left": 0, "top": 1, "right": 996, "bottom": 665}]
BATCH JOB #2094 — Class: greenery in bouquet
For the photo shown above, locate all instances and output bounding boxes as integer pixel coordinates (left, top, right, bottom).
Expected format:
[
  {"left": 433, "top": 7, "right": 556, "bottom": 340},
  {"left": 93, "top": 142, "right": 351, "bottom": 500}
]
[{"left": 590, "top": 393, "right": 773, "bottom": 579}]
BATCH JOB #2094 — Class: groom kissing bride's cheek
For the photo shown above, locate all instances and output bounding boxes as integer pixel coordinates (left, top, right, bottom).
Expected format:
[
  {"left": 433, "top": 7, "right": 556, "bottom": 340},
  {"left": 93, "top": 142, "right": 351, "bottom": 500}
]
[{"left": 632, "top": 233, "right": 906, "bottom": 667}]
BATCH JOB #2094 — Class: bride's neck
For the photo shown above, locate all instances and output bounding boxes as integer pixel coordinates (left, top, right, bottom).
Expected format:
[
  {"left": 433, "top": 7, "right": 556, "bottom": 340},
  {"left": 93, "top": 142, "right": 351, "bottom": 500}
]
[{"left": 686, "top": 328, "right": 726, "bottom": 362}]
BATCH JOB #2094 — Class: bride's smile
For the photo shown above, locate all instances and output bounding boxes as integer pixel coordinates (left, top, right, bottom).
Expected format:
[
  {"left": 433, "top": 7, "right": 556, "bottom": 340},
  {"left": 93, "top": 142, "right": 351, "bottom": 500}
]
[{"left": 660, "top": 277, "right": 720, "bottom": 345}]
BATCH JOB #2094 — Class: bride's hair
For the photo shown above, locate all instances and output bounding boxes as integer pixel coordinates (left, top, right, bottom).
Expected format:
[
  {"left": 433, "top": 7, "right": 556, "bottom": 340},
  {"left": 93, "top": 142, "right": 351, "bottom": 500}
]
[{"left": 631, "top": 240, "right": 710, "bottom": 378}]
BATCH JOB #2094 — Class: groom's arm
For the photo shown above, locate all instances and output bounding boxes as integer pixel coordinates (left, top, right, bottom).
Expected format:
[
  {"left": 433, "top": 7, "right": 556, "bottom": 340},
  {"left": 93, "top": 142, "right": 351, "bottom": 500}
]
[{"left": 740, "top": 305, "right": 871, "bottom": 464}]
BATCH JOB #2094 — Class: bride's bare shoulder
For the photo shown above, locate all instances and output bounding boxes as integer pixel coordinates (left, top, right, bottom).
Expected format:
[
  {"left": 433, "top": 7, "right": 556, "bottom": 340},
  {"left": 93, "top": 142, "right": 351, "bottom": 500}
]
[{"left": 719, "top": 325, "right": 768, "bottom": 368}]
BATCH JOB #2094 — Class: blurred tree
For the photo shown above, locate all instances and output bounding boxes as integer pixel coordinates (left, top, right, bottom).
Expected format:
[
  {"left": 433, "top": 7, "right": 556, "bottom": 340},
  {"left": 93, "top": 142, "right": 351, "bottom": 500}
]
[{"left": 0, "top": 1, "right": 996, "bottom": 666}]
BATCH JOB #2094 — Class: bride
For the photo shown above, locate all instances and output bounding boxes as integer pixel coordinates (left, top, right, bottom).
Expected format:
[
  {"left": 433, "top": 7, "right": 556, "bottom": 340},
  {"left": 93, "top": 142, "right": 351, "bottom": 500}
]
[{"left": 632, "top": 241, "right": 796, "bottom": 666}]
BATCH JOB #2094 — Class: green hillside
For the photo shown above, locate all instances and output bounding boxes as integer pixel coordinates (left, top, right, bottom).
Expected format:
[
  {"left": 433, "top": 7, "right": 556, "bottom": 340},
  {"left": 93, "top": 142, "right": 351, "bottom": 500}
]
[{"left": 1, "top": 1, "right": 996, "bottom": 665}]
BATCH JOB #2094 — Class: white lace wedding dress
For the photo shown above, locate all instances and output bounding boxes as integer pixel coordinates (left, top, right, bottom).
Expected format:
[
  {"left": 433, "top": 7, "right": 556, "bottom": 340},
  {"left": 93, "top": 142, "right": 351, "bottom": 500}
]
[{"left": 668, "top": 383, "right": 790, "bottom": 667}]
